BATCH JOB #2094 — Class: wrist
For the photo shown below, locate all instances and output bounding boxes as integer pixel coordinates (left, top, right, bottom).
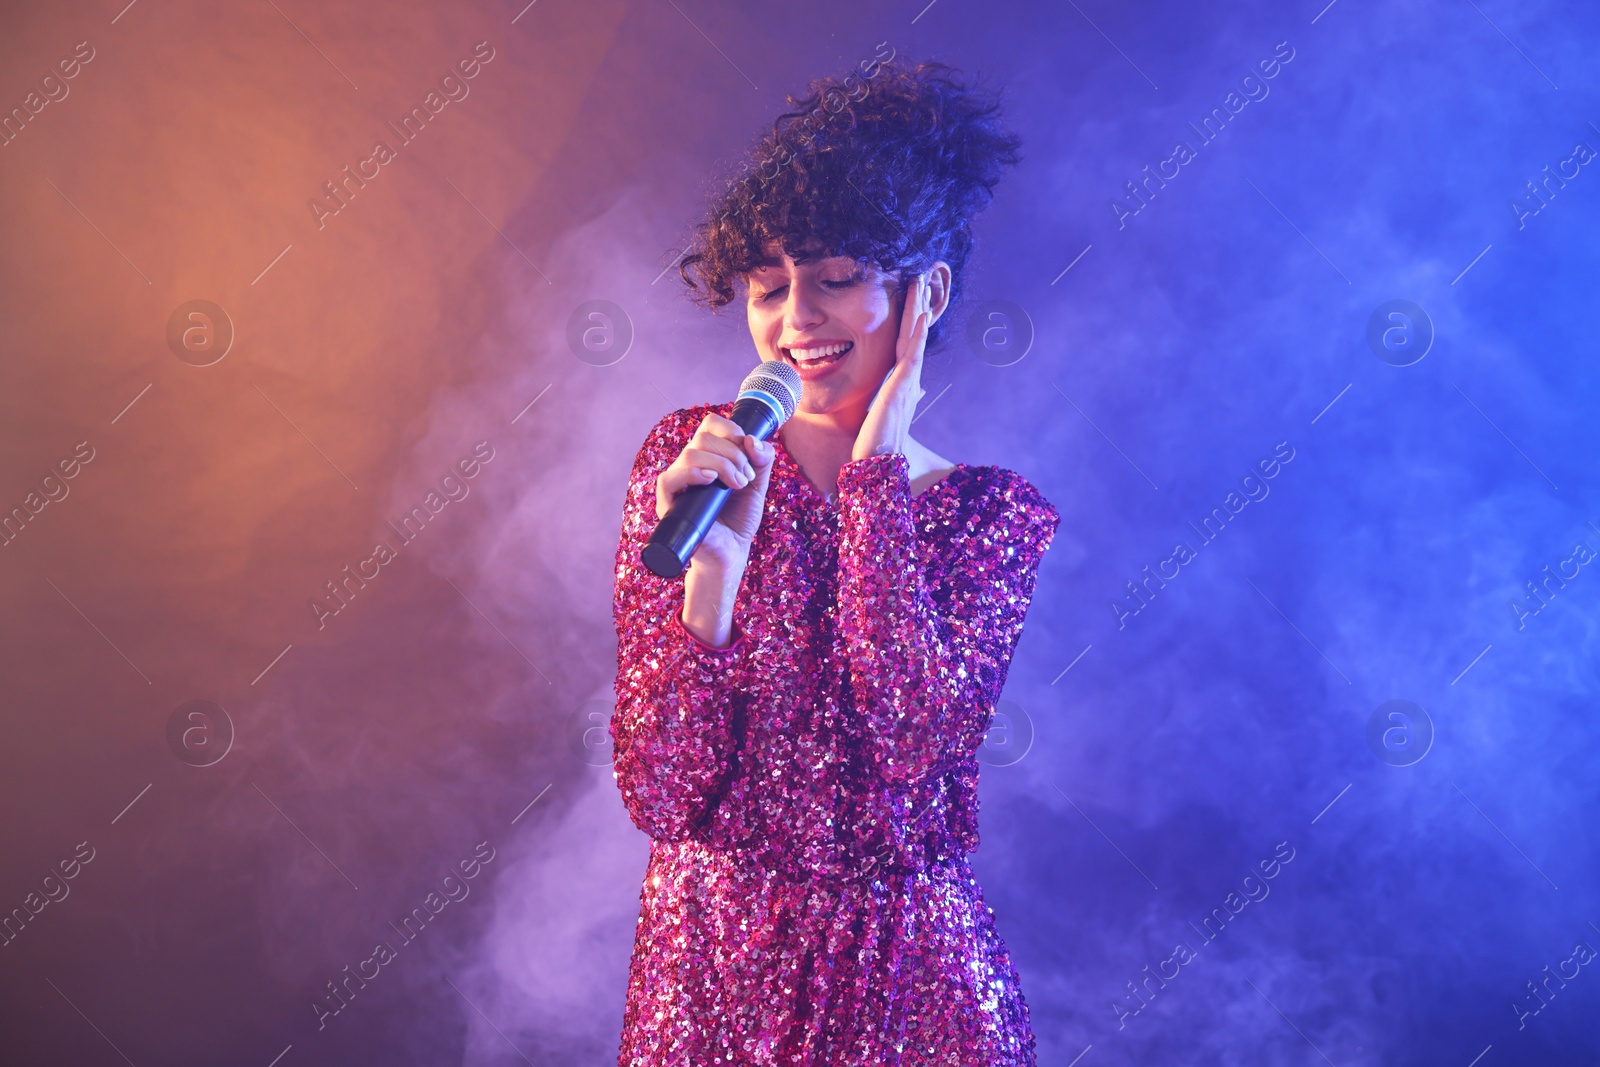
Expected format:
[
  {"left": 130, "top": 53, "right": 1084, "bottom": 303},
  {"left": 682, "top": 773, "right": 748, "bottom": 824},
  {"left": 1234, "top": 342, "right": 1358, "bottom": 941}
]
[
  {"left": 682, "top": 556, "right": 744, "bottom": 649},
  {"left": 852, "top": 439, "right": 906, "bottom": 463},
  {"left": 685, "top": 551, "right": 746, "bottom": 587},
  {"left": 678, "top": 607, "right": 740, "bottom": 651},
  {"left": 680, "top": 599, "right": 736, "bottom": 649}
]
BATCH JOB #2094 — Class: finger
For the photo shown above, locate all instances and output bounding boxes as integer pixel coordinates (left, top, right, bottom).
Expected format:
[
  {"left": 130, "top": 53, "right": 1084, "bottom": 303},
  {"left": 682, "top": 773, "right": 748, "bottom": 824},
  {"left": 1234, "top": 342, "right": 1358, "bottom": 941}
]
[
  {"left": 697, "top": 413, "right": 744, "bottom": 438},
  {"left": 656, "top": 431, "right": 754, "bottom": 503},
  {"left": 682, "top": 445, "right": 754, "bottom": 488},
  {"left": 689, "top": 423, "right": 761, "bottom": 482},
  {"left": 746, "top": 461, "right": 774, "bottom": 502},
  {"left": 899, "top": 284, "right": 931, "bottom": 372},
  {"left": 686, "top": 430, "right": 753, "bottom": 474},
  {"left": 657, "top": 463, "right": 723, "bottom": 517},
  {"left": 742, "top": 433, "right": 775, "bottom": 469},
  {"left": 742, "top": 437, "right": 776, "bottom": 494},
  {"left": 897, "top": 274, "right": 922, "bottom": 347},
  {"left": 911, "top": 275, "right": 932, "bottom": 336}
]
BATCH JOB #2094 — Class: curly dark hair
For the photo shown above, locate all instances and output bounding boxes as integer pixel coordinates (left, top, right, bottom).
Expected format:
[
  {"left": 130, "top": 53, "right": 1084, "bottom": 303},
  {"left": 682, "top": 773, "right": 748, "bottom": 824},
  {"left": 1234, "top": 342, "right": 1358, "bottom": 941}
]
[{"left": 677, "top": 58, "right": 1022, "bottom": 350}]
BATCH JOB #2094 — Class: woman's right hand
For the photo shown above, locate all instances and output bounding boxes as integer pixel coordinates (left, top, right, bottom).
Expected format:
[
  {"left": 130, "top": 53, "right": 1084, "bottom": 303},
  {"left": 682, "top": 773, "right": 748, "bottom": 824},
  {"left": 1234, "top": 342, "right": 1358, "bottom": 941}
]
[{"left": 655, "top": 412, "right": 775, "bottom": 577}]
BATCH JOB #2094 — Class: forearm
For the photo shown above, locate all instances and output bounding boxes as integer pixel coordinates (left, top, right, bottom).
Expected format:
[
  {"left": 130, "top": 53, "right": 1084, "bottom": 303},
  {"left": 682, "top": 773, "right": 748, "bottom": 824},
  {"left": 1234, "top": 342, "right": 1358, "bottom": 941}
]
[
  {"left": 834, "top": 454, "right": 1058, "bottom": 785},
  {"left": 681, "top": 554, "right": 747, "bottom": 650},
  {"left": 612, "top": 411, "right": 752, "bottom": 840},
  {"left": 612, "top": 613, "right": 746, "bottom": 840},
  {"left": 614, "top": 562, "right": 750, "bottom": 838}
]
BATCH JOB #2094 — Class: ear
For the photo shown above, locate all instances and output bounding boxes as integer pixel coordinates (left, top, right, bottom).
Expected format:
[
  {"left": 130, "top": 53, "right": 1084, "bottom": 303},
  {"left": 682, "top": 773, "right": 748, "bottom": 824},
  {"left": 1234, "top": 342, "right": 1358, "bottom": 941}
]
[{"left": 925, "top": 261, "right": 953, "bottom": 326}]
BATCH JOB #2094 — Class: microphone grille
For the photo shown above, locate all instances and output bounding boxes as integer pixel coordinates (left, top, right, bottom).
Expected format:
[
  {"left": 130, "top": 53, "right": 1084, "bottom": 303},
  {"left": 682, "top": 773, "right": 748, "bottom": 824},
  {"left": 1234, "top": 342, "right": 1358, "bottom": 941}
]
[{"left": 739, "top": 360, "right": 802, "bottom": 424}]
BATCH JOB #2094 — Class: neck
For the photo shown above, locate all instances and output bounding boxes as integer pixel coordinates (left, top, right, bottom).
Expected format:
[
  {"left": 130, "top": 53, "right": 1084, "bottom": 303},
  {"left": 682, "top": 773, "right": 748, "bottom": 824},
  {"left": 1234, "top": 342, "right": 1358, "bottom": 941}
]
[
  {"left": 780, "top": 416, "right": 857, "bottom": 480},
  {"left": 790, "top": 395, "right": 870, "bottom": 439},
  {"left": 781, "top": 406, "right": 918, "bottom": 500}
]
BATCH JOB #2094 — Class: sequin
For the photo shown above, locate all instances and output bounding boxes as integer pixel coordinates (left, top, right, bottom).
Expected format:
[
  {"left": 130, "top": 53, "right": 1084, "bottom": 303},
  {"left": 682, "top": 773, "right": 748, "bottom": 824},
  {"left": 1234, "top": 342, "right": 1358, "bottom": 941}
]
[{"left": 611, "top": 400, "right": 1061, "bottom": 1066}]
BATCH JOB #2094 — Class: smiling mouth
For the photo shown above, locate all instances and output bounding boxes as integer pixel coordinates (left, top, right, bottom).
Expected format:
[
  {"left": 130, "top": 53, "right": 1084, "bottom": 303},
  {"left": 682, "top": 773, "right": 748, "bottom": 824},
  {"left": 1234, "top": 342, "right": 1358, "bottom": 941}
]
[{"left": 782, "top": 341, "right": 853, "bottom": 368}]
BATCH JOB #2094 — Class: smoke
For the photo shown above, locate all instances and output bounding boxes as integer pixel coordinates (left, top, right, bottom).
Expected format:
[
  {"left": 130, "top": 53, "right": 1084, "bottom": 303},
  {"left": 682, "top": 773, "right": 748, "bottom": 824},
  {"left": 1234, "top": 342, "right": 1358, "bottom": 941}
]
[{"left": 3, "top": 0, "right": 1596, "bottom": 1064}]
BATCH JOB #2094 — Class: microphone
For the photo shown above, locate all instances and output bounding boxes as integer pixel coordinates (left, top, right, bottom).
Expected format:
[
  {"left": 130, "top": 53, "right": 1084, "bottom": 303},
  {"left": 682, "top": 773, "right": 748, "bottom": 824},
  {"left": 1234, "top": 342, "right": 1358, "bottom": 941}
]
[{"left": 642, "top": 359, "right": 802, "bottom": 578}]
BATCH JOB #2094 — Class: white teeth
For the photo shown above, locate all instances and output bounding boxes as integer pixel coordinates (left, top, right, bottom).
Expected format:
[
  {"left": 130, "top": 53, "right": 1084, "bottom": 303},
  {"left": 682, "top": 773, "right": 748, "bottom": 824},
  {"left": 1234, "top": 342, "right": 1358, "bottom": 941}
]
[{"left": 789, "top": 341, "right": 851, "bottom": 363}]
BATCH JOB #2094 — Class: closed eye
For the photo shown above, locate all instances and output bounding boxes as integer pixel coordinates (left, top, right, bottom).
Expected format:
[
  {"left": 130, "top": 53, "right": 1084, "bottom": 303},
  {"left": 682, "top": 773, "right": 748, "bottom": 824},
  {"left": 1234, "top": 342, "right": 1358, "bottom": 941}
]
[{"left": 753, "top": 275, "right": 858, "bottom": 301}]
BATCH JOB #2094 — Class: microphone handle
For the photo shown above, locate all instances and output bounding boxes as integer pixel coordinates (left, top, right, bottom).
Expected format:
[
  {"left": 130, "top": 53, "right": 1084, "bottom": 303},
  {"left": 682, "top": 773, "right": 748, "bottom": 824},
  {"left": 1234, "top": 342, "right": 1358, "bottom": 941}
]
[{"left": 641, "top": 400, "right": 781, "bottom": 579}]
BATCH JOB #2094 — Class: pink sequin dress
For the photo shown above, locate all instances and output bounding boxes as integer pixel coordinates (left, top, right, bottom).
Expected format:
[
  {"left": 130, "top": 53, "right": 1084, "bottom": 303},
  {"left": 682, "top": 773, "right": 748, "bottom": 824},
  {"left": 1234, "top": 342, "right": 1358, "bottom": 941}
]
[{"left": 610, "top": 400, "right": 1061, "bottom": 1066}]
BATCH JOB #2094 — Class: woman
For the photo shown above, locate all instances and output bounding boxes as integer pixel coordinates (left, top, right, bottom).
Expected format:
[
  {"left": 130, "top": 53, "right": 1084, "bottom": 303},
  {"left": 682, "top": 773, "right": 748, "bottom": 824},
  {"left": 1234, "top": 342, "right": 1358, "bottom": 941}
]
[{"left": 610, "top": 60, "right": 1060, "bottom": 1066}]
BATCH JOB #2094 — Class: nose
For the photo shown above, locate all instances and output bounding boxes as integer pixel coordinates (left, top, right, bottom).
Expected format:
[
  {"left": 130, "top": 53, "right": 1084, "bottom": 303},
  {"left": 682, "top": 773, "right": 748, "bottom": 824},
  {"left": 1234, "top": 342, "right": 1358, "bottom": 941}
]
[{"left": 783, "top": 279, "right": 824, "bottom": 334}]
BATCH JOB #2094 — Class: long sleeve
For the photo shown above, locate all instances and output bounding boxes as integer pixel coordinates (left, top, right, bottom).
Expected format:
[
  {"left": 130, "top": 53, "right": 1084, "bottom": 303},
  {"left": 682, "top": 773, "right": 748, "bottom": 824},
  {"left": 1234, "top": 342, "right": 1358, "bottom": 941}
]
[
  {"left": 834, "top": 453, "right": 1060, "bottom": 786},
  {"left": 609, "top": 412, "right": 750, "bottom": 841}
]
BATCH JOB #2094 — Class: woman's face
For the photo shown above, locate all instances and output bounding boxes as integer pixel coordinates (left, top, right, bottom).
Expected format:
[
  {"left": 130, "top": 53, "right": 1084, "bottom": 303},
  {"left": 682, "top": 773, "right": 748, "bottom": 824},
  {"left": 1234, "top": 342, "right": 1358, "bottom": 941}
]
[{"left": 744, "top": 248, "right": 904, "bottom": 419}]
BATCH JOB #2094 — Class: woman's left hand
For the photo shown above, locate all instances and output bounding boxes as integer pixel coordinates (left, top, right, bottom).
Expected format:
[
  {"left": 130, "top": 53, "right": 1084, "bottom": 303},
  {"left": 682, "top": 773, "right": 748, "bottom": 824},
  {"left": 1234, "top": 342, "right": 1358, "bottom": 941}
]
[{"left": 851, "top": 273, "right": 932, "bottom": 462}]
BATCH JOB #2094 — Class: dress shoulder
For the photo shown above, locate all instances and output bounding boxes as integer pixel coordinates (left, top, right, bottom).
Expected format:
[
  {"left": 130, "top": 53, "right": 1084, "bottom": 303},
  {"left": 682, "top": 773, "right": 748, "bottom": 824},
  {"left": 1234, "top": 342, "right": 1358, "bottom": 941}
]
[
  {"left": 638, "top": 402, "right": 726, "bottom": 450},
  {"left": 968, "top": 465, "right": 1062, "bottom": 534},
  {"left": 630, "top": 402, "right": 742, "bottom": 472}
]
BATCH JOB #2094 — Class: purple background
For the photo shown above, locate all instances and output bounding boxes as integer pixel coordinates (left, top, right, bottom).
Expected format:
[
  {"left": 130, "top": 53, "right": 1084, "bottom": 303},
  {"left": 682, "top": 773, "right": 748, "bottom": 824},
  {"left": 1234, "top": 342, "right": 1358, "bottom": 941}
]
[{"left": 1, "top": 0, "right": 1597, "bottom": 1064}]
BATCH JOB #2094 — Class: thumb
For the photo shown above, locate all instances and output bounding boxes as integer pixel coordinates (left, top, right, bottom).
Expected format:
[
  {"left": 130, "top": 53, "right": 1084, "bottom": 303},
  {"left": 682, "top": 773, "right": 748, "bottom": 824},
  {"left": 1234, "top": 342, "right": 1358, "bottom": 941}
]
[
  {"left": 745, "top": 434, "right": 775, "bottom": 470},
  {"left": 743, "top": 436, "right": 775, "bottom": 492}
]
